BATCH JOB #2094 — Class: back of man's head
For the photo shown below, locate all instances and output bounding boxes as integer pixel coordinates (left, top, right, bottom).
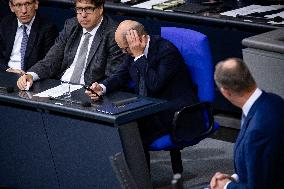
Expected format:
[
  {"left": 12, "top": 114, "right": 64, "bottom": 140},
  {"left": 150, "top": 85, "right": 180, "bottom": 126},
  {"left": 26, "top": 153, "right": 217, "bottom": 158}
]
[{"left": 214, "top": 58, "right": 256, "bottom": 95}]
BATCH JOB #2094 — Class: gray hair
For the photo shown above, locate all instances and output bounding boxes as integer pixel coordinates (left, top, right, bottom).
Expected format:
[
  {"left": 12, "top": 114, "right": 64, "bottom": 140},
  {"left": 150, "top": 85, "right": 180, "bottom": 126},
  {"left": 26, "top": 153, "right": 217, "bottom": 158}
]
[{"left": 214, "top": 58, "right": 256, "bottom": 94}]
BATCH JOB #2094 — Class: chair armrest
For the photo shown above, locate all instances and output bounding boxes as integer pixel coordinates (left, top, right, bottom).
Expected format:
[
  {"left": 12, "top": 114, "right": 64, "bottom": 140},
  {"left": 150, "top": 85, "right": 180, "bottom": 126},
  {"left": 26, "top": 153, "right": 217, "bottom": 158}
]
[{"left": 171, "top": 102, "right": 215, "bottom": 144}]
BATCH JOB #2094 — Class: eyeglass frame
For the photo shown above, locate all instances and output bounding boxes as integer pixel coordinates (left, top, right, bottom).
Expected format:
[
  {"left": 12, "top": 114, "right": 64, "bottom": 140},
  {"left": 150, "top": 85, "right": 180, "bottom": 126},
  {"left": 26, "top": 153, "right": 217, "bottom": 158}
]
[
  {"left": 74, "top": 6, "right": 98, "bottom": 14},
  {"left": 10, "top": 0, "right": 35, "bottom": 9}
]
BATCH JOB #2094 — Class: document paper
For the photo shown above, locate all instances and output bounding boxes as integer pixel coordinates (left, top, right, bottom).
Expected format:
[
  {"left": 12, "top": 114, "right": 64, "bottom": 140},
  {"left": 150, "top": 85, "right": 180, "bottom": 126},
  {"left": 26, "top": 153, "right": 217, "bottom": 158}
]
[
  {"left": 33, "top": 83, "right": 83, "bottom": 98},
  {"left": 221, "top": 5, "right": 284, "bottom": 17},
  {"left": 132, "top": 0, "right": 168, "bottom": 9}
]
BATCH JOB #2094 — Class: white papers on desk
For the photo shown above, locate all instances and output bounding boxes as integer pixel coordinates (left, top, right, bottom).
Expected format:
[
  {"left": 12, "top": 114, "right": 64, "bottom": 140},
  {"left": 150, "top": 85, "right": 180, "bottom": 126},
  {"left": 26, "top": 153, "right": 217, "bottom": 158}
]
[
  {"left": 220, "top": 4, "right": 284, "bottom": 17},
  {"left": 266, "top": 11, "right": 284, "bottom": 24},
  {"left": 132, "top": 0, "right": 168, "bottom": 9},
  {"left": 33, "top": 83, "right": 83, "bottom": 98}
]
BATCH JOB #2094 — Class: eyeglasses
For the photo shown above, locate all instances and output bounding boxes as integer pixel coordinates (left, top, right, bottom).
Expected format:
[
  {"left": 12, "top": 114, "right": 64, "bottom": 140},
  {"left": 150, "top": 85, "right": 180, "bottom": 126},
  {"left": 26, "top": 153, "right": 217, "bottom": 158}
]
[
  {"left": 121, "top": 46, "right": 130, "bottom": 53},
  {"left": 75, "top": 7, "right": 97, "bottom": 14},
  {"left": 11, "top": 0, "right": 35, "bottom": 9}
]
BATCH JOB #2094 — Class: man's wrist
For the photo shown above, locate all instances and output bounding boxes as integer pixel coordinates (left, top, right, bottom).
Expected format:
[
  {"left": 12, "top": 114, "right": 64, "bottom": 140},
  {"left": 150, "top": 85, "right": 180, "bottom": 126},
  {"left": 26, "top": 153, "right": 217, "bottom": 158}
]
[{"left": 25, "top": 73, "right": 33, "bottom": 80}]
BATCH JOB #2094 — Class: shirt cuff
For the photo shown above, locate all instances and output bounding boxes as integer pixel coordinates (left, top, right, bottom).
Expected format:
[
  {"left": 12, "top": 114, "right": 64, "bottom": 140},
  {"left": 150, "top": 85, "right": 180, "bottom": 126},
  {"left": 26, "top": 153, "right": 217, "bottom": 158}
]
[
  {"left": 231, "top": 173, "right": 239, "bottom": 182},
  {"left": 134, "top": 54, "right": 144, "bottom": 62},
  {"left": 26, "top": 72, "right": 39, "bottom": 81},
  {"left": 99, "top": 84, "right": 106, "bottom": 94}
]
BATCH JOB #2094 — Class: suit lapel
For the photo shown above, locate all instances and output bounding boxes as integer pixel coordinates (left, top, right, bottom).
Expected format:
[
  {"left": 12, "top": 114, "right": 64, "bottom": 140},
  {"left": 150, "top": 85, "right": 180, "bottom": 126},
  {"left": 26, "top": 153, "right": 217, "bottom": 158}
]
[
  {"left": 68, "top": 26, "right": 83, "bottom": 67},
  {"left": 7, "top": 18, "right": 18, "bottom": 59},
  {"left": 85, "top": 18, "right": 105, "bottom": 68},
  {"left": 24, "top": 16, "right": 39, "bottom": 66},
  {"left": 233, "top": 92, "right": 266, "bottom": 168}
]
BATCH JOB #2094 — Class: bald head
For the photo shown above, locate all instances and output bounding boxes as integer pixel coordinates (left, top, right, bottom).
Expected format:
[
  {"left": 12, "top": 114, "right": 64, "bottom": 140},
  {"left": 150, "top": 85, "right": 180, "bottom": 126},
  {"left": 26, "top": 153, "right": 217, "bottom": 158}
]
[
  {"left": 214, "top": 58, "right": 256, "bottom": 95},
  {"left": 115, "top": 20, "right": 147, "bottom": 48}
]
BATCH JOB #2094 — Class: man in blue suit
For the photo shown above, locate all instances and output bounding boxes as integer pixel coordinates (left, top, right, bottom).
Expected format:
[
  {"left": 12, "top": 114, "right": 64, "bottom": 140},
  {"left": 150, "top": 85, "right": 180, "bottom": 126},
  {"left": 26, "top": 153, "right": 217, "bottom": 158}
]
[
  {"left": 210, "top": 58, "right": 284, "bottom": 189},
  {"left": 86, "top": 20, "right": 198, "bottom": 145}
]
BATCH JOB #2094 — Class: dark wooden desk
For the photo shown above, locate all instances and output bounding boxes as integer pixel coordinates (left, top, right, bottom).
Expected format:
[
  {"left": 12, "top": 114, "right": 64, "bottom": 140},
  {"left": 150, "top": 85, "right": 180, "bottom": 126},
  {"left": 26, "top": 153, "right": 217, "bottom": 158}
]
[{"left": 0, "top": 72, "right": 167, "bottom": 189}]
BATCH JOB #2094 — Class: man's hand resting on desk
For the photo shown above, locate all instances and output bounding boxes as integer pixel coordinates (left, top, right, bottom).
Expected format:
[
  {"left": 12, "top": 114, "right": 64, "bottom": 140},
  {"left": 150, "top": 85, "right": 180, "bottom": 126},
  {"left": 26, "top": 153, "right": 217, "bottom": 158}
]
[
  {"left": 85, "top": 82, "right": 103, "bottom": 101},
  {"left": 17, "top": 74, "right": 33, "bottom": 91}
]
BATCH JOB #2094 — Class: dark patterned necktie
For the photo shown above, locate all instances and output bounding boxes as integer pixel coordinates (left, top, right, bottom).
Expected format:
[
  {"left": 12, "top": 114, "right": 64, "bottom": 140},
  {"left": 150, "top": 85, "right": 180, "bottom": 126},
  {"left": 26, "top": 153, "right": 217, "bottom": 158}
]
[
  {"left": 20, "top": 25, "right": 28, "bottom": 71},
  {"left": 138, "top": 73, "right": 147, "bottom": 96},
  {"left": 70, "top": 32, "right": 92, "bottom": 84}
]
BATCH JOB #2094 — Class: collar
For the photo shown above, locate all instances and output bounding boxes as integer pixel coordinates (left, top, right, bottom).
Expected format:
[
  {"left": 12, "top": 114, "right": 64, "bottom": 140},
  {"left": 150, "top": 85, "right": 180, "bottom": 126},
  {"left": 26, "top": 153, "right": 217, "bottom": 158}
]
[
  {"left": 17, "top": 15, "right": 35, "bottom": 31},
  {"left": 143, "top": 35, "right": 150, "bottom": 58},
  {"left": 82, "top": 17, "right": 103, "bottom": 36},
  {"left": 242, "top": 88, "right": 262, "bottom": 116}
]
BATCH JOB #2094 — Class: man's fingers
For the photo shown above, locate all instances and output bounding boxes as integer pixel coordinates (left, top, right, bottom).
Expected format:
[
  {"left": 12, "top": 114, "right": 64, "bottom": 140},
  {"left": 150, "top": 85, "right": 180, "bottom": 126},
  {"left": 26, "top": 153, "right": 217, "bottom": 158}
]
[
  {"left": 17, "top": 76, "right": 26, "bottom": 90},
  {"left": 210, "top": 176, "right": 217, "bottom": 189},
  {"left": 216, "top": 173, "right": 230, "bottom": 180}
]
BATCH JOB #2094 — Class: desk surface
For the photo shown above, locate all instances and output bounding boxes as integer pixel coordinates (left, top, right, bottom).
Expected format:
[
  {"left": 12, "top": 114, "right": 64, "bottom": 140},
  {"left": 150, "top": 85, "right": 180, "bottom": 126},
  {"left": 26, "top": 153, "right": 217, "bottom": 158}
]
[
  {"left": 39, "top": 0, "right": 283, "bottom": 32},
  {"left": 0, "top": 72, "right": 167, "bottom": 125},
  {"left": 105, "top": 2, "right": 283, "bottom": 31}
]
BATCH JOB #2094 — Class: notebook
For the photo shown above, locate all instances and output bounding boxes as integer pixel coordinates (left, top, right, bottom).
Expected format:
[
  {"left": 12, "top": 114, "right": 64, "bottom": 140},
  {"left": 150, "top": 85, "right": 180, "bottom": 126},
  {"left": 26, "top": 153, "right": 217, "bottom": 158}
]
[
  {"left": 95, "top": 98, "right": 154, "bottom": 115},
  {"left": 173, "top": 3, "right": 210, "bottom": 14}
]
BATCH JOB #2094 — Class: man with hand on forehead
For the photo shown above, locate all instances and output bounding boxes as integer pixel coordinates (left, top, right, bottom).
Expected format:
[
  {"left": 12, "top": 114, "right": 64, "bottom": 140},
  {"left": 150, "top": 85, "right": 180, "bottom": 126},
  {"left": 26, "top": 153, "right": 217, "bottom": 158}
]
[
  {"left": 0, "top": 0, "right": 58, "bottom": 74},
  {"left": 86, "top": 20, "right": 198, "bottom": 148},
  {"left": 17, "top": 0, "right": 124, "bottom": 90}
]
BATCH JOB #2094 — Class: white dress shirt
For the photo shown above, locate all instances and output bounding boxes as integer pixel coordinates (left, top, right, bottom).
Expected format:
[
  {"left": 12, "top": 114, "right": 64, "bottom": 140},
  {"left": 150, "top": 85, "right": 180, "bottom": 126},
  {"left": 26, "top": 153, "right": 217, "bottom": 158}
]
[
  {"left": 8, "top": 16, "right": 35, "bottom": 70},
  {"left": 29, "top": 18, "right": 103, "bottom": 84}
]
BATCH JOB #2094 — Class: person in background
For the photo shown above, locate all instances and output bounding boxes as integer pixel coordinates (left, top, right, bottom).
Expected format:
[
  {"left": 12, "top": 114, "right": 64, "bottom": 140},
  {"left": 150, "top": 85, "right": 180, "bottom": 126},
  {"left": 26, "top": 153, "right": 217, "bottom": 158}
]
[
  {"left": 0, "top": 0, "right": 58, "bottom": 74},
  {"left": 17, "top": 0, "right": 124, "bottom": 90},
  {"left": 210, "top": 58, "right": 284, "bottom": 189},
  {"left": 86, "top": 20, "right": 199, "bottom": 151}
]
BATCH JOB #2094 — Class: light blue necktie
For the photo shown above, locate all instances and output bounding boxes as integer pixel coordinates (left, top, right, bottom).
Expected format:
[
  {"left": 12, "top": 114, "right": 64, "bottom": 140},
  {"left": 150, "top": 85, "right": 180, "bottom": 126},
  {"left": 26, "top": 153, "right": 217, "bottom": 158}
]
[
  {"left": 241, "top": 113, "right": 246, "bottom": 128},
  {"left": 20, "top": 25, "right": 28, "bottom": 71}
]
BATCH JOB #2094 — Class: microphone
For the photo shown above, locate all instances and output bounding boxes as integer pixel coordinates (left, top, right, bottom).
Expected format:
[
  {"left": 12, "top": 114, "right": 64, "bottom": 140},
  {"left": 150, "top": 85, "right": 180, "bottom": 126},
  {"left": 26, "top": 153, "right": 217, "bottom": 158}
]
[{"left": 0, "top": 86, "right": 14, "bottom": 93}]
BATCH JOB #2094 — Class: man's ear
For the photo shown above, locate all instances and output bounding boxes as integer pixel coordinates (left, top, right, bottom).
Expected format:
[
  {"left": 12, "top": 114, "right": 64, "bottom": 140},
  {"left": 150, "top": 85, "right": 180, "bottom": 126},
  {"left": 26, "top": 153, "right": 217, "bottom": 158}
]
[
  {"left": 220, "top": 87, "right": 231, "bottom": 99},
  {"left": 9, "top": 1, "right": 15, "bottom": 13},
  {"left": 34, "top": 0, "right": 39, "bottom": 10}
]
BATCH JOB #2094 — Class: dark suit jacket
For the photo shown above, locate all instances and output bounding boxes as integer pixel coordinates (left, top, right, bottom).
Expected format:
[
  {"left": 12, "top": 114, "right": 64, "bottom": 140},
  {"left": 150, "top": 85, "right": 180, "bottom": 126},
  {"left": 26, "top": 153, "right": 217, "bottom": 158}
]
[
  {"left": 0, "top": 14, "right": 58, "bottom": 71},
  {"left": 102, "top": 35, "right": 198, "bottom": 143},
  {"left": 229, "top": 92, "right": 284, "bottom": 189},
  {"left": 28, "top": 15, "right": 124, "bottom": 86}
]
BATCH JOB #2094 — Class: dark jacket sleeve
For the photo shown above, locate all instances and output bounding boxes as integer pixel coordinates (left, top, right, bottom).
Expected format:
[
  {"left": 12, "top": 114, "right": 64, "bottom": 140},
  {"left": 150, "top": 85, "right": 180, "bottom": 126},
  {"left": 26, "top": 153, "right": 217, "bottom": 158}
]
[{"left": 28, "top": 18, "right": 75, "bottom": 79}]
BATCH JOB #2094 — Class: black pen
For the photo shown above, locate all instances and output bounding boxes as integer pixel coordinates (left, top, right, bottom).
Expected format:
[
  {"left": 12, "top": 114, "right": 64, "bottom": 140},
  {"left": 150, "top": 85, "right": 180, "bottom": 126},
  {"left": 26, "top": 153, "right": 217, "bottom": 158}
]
[{"left": 83, "top": 85, "right": 103, "bottom": 100}]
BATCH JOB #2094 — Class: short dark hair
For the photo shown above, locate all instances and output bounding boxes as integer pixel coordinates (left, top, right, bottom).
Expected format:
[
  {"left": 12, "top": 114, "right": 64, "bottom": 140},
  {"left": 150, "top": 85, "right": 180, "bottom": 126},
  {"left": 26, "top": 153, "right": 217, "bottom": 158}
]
[
  {"left": 75, "top": 0, "right": 105, "bottom": 7},
  {"left": 214, "top": 58, "right": 256, "bottom": 94}
]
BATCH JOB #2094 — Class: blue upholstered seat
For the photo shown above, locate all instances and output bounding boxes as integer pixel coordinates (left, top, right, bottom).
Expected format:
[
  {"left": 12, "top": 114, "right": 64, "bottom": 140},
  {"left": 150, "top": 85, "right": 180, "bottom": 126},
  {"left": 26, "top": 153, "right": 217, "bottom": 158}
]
[{"left": 148, "top": 27, "right": 219, "bottom": 173}]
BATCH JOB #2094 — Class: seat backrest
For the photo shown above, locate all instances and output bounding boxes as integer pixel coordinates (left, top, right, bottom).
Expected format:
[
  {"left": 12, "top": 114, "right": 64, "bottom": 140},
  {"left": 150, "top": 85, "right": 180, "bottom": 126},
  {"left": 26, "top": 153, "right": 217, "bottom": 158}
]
[{"left": 161, "top": 27, "right": 214, "bottom": 102}]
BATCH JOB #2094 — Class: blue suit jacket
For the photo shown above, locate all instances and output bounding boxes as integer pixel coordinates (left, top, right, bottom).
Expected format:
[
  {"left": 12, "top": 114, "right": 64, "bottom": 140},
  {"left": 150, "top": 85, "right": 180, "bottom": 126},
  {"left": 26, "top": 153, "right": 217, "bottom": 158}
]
[
  {"left": 229, "top": 92, "right": 284, "bottom": 189},
  {"left": 102, "top": 35, "right": 198, "bottom": 143}
]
